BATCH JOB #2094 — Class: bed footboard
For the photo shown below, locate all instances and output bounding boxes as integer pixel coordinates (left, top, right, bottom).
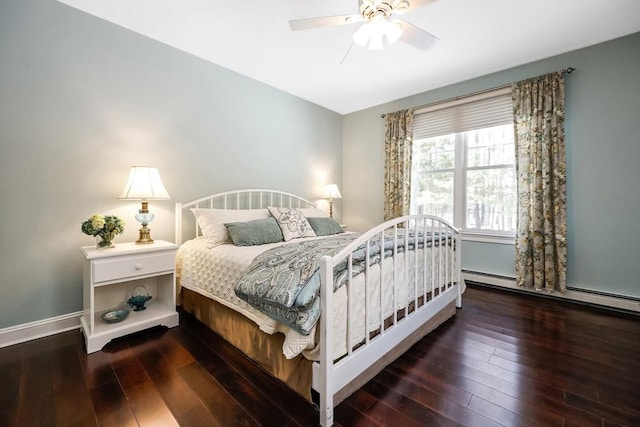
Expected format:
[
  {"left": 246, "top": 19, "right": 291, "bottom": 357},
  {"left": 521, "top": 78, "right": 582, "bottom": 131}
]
[{"left": 316, "top": 215, "right": 463, "bottom": 427}]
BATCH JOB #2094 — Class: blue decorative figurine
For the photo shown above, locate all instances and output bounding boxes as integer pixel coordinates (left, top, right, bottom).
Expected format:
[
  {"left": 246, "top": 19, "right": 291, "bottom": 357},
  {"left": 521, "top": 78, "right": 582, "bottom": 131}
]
[{"left": 127, "top": 285, "right": 152, "bottom": 311}]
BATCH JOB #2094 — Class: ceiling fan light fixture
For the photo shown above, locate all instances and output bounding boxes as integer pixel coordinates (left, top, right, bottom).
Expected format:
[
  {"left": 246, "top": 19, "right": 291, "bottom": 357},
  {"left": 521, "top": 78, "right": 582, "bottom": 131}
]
[
  {"left": 289, "top": 0, "right": 439, "bottom": 60},
  {"left": 368, "top": 14, "right": 388, "bottom": 49},
  {"left": 392, "top": 0, "right": 411, "bottom": 14},
  {"left": 385, "top": 19, "right": 403, "bottom": 45},
  {"left": 368, "top": 32, "right": 384, "bottom": 50},
  {"left": 353, "top": 14, "right": 404, "bottom": 50},
  {"left": 352, "top": 22, "right": 371, "bottom": 47}
]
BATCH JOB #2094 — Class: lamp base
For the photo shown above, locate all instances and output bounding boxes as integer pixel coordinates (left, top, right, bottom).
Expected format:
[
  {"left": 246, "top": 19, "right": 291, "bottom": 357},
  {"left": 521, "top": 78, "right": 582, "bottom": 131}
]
[{"left": 135, "top": 225, "right": 154, "bottom": 245}]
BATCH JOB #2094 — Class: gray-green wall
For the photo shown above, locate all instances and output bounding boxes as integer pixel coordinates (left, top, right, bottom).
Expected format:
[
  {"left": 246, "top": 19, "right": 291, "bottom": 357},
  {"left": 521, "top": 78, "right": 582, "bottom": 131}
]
[
  {"left": 0, "top": 0, "right": 342, "bottom": 329},
  {"left": 343, "top": 33, "right": 640, "bottom": 298}
]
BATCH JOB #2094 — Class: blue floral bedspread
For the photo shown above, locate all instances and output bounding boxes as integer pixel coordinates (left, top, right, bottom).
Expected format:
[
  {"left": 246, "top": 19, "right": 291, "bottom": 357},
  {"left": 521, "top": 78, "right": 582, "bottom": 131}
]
[{"left": 234, "top": 231, "right": 451, "bottom": 335}]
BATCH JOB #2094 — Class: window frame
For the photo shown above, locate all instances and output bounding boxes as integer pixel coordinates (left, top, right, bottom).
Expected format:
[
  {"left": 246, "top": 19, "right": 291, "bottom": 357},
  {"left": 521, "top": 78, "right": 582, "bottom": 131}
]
[{"left": 411, "top": 88, "right": 516, "bottom": 244}]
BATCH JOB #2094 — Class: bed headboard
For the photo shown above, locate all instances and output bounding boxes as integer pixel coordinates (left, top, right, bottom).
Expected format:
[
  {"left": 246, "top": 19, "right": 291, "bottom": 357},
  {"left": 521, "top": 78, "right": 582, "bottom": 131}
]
[{"left": 175, "top": 189, "right": 316, "bottom": 245}]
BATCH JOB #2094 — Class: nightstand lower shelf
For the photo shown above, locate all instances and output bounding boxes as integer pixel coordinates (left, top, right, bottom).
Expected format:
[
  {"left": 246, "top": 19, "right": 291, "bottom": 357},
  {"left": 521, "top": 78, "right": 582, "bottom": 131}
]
[{"left": 82, "top": 301, "right": 179, "bottom": 353}]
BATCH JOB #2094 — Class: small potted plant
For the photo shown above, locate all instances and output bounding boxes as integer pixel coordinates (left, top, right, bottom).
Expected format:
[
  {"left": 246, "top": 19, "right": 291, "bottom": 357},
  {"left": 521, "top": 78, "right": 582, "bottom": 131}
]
[{"left": 81, "top": 214, "right": 125, "bottom": 249}]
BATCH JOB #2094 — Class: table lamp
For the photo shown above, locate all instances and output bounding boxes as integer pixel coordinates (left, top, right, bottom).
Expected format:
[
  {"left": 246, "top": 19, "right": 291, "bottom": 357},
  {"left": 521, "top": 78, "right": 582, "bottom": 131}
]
[
  {"left": 322, "top": 184, "right": 342, "bottom": 218},
  {"left": 118, "top": 166, "right": 170, "bottom": 244}
]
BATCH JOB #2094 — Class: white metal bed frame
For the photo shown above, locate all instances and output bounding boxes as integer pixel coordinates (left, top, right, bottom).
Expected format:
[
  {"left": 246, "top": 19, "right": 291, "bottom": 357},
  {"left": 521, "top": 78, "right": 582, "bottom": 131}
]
[{"left": 175, "top": 189, "right": 463, "bottom": 427}]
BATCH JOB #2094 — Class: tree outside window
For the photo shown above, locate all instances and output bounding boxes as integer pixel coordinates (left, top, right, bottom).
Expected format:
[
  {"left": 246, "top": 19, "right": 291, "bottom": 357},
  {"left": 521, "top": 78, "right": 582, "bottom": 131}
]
[{"left": 411, "top": 123, "right": 516, "bottom": 237}]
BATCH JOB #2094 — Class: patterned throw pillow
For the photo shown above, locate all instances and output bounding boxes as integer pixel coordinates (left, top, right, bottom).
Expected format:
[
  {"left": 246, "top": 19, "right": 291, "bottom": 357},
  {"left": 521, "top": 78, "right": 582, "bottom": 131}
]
[{"left": 267, "top": 207, "right": 317, "bottom": 241}]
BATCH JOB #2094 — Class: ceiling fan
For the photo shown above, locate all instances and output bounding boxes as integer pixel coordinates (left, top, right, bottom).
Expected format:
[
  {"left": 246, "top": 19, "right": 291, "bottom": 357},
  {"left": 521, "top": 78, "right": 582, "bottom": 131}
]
[{"left": 289, "top": 0, "right": 438, "bottom": 55}]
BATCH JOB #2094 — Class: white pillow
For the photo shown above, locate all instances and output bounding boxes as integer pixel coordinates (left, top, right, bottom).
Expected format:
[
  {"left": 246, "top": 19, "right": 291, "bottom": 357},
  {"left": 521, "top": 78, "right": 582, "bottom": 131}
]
[
  {"left": 267, "top": 207, "right": 317, "bottom": 241},
  {"left": 191, "top": 208, "right": 270, "bottom": 245},
  {"left": 300, "top": 207, "right": 328, "bottom": 218}
]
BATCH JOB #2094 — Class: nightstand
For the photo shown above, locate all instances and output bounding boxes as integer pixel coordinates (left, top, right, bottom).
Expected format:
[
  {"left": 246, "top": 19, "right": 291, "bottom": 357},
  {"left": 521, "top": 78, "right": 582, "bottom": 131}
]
[{"left": 80, "top": 240, "right": 179, "bottom": 353}]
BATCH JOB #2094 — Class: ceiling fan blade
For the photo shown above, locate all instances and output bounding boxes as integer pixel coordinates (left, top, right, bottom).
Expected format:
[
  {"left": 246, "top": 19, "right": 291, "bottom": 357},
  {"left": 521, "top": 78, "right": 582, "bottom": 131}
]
[
  {"left": 401, "top": 20, "right": 439, "bottom": 50},
  {"left": 339, "top": 42, "right": 356, "bottom": 65},
  {"left": 289, "top": 14, "right": 362, "bottom": 31}
]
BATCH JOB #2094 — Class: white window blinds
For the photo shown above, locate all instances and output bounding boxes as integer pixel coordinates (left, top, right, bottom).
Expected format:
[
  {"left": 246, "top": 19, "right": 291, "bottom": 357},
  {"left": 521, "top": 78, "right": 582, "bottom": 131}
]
[{"left": 413, "top": 87, "right": 513, "bottom": 139}]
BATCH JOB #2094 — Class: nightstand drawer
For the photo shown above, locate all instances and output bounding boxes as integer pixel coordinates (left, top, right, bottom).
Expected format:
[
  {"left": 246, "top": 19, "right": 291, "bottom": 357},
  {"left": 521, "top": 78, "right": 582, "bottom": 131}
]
[{"left": 92, "top": 252, "right": 175, "bottom": 284}]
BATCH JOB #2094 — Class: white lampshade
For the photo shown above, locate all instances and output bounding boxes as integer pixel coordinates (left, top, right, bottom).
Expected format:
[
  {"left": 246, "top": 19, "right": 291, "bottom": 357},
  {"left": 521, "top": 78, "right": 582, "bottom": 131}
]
[
  {"left": 118, "top": 166, "right": 170, "bottom": 200},
  {"left": 322, "top": 184, "right": 342, "bottom": 200}
]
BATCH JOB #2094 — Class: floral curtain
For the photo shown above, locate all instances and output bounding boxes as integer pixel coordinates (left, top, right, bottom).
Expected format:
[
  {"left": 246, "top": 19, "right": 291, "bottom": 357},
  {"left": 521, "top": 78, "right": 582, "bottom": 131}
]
[
  {"left": 512, "top": 72, "right": 567, "bottom": 293},
  {"left": 383, "top": 109, "right": 414, "bottom": 220}
]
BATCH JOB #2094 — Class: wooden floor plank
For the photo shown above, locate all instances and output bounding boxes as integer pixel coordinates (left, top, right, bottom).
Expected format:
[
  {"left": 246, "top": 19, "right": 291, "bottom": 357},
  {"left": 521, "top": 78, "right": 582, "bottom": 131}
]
[
  {"left": 0, "top": 346, "right": 22, "bottom": 426},
  {"left": 82, "top": 348, "right": 119, "bottom": 390},
  {"left": 385, "top": 361, "right": 473, "bottom": 407},
  {"left": 16, "top": 350, "right": 56, "bottom": 426},
  {"left": 346, "top": 387, "right": 431, "bottom": 427},
  {"left": 177, "top": 362, "right": 260, "bottom": 427},
  {"left": 371, "top": 369, "right": 501, "bottom": 427},
  {"left": 104, "top": 338, "right": 151, "bottom": 391},
  {"left": 125, "top": 332, "right": 220, "bottom": 426},
  {"left": 171, "top": 324, "right": 299, "bottom": 426},
  {"left": 89, "top": 379, "right": 138, "bottom": 427},
  {"left": 51, "top": 342, "right": 98, "bottom": 427},
  {"left": 333, "top": 399, "right": 382, "bottom": 427},
  {"left": 125, "top": 381, "right": 180, "bottom": 427},
  {"left": 154, "top": 375, "right": 222, "bottom": 427},
  {"left": 176, "top": 312, "right": 320, "bottom": 426},
  {"left": 395, "top": 354, "right": 567, "bottom": 427}
]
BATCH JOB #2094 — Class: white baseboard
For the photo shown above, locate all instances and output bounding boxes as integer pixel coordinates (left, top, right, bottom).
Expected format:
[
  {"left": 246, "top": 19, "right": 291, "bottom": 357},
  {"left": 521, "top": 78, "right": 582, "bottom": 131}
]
[
  {"left": 0, "top": 311, "right": 82, "bottom": 349},
  {"left": 463, "top": 271, "right": 640, "bottom": 313}
]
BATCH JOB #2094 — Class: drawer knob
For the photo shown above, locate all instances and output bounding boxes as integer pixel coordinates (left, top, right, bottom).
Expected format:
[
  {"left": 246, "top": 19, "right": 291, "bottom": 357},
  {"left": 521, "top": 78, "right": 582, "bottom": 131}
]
[{"left": 135, "top": 264, "right": 143, "bottom": 270}]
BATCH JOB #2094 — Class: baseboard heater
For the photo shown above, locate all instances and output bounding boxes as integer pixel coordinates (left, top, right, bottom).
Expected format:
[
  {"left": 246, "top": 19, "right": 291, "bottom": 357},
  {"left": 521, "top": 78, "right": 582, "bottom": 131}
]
[{"left": 462, "top": 270, "right": 640, "bottom": 315}]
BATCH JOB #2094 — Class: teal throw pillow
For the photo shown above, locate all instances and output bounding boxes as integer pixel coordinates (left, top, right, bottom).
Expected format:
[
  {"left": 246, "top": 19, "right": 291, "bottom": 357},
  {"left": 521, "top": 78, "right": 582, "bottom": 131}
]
[
  {"left": 306, "top": 217, "right": 344, "bottom": 236},
  {"left": 224, "top": 217, "right": 284, "bottom": 246}
]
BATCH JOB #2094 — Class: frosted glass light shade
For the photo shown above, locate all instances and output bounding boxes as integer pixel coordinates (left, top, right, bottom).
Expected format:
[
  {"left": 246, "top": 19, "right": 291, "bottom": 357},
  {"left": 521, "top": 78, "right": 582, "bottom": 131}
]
[
  {"left": 353, "top": 23, "right": 371, "bottom": 47},
  {"left": 352, "top": 15, "right": 404, "bottom": 50},
  {"left": 386, "top": 19, "right": 403, "bottom": 45},
  {"left": 118, "top": 166, "right": 170, "bottom": 200}
]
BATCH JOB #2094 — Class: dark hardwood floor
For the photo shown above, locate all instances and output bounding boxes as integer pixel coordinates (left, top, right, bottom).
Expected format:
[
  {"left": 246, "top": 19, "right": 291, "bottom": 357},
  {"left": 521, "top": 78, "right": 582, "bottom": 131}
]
[{"left": 1, "top": 284, "right": 639, "bottom": 426}]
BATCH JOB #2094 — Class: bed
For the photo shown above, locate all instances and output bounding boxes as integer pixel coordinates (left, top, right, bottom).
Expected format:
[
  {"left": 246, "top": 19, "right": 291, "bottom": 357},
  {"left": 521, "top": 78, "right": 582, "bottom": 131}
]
[{"left": 175, "top": 189, "right": 464, "bottom": 426}]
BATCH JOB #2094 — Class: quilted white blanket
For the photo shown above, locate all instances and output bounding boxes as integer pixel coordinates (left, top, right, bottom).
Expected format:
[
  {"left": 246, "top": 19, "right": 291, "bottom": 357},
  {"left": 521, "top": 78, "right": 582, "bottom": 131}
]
[{"left": 176, "top": 236, "right": 458, "bottom": 360}]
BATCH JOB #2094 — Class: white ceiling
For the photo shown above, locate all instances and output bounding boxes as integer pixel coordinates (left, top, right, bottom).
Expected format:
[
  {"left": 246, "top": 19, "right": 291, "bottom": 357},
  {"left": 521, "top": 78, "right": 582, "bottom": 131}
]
[{"left": 59, "top": 0, "right": 640, "bottom": 115}]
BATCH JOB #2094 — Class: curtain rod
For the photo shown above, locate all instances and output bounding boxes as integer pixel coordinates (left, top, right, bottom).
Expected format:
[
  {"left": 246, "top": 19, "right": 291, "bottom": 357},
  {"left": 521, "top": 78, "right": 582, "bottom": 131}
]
[{"left": 381, "top": 66, "right": 576, "bottom": 118}]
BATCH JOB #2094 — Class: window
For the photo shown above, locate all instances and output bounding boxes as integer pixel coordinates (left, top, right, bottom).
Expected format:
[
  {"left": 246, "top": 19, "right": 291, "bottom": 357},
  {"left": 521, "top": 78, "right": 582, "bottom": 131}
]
[{"left": 410, "top": 88, "right": 516, "bottom": 240}]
